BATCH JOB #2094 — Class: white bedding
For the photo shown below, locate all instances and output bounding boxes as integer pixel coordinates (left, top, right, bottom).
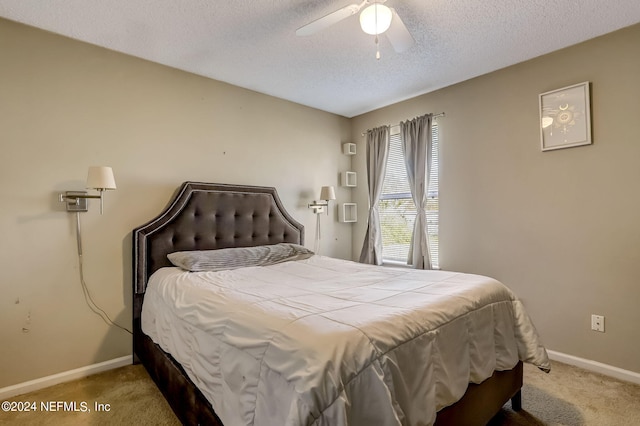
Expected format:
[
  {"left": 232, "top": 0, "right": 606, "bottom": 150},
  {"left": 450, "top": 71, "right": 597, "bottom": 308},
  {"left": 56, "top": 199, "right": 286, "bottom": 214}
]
[{"left": 141, "top": 255, "right": 549, "bottom": 426}]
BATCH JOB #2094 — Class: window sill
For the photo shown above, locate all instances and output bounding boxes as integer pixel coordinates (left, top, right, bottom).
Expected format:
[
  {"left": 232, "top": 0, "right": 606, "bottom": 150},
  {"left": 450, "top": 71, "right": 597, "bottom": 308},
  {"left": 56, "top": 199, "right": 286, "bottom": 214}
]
[
  {"left": 382, "top": 260, "right": 441, "bottom": 270},
  {"left": 382, "top": 260, "right": 412, "bottom": 269}
]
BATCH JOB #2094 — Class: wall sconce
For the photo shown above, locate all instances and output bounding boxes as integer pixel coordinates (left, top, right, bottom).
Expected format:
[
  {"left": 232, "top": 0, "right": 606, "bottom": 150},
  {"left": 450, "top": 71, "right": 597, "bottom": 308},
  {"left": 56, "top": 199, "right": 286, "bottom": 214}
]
[
  {"left": 59, "top": 166, "right": 117, "bottom": 214},
  {"left": 308, "top": 186, "right": 336, "bottom": 215}
]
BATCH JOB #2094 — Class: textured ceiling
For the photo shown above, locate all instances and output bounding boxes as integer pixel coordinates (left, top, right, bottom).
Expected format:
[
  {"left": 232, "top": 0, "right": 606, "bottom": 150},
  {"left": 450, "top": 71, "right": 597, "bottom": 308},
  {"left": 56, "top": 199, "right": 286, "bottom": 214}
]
[{"left": 1, "top": 0, "right": 639, "bottom": 117}]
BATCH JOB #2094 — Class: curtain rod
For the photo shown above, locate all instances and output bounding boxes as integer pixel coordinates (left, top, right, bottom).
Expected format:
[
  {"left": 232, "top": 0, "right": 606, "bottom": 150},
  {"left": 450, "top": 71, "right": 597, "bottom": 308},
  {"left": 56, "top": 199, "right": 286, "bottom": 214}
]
[{"left": 361, "top": 112, "right": 445, "bottom": 137}]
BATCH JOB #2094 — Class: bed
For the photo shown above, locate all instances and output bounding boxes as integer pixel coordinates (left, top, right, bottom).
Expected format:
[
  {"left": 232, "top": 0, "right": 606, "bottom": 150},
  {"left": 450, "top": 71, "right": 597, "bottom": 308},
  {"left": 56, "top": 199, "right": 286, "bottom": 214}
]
[{"left": 133, "top": 181, "right": 549, "bottom": 426}]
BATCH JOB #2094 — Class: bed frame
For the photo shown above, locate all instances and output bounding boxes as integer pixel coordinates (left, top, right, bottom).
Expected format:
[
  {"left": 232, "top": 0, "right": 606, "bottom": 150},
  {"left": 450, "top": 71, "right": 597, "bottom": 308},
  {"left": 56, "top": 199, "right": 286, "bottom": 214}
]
[{"left": 132, "top": 181, "right": 522, "bottom": 425}]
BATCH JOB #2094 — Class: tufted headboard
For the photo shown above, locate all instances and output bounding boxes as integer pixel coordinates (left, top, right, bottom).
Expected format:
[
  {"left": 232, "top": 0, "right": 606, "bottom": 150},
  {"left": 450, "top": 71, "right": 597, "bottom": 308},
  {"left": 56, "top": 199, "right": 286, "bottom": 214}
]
[{"left": 132, "top": 182, "right": 304, "bottom": 298}]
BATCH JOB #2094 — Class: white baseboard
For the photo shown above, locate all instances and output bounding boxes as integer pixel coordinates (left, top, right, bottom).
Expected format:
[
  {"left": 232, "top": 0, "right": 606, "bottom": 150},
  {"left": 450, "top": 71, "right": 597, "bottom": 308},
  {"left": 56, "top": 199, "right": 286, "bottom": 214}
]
[
  {"left": 0, "top": 355, "right": 132, "bottom": 400},
  {"left": 547, "top": 350, "right": 640, "bottom": 385},
  {"left": 2, "top": 351, "right": 637, "bottom": 400}
]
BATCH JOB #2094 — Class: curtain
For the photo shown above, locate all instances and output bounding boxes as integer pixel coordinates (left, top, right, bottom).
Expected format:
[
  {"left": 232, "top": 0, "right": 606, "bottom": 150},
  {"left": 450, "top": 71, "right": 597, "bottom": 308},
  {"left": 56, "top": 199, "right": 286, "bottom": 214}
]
[
  {"left": 400, "top": 114, "right": 433, "bottom": 269},
  {"left": 359, "top": 126, "right": 390, "bottom": 265}
]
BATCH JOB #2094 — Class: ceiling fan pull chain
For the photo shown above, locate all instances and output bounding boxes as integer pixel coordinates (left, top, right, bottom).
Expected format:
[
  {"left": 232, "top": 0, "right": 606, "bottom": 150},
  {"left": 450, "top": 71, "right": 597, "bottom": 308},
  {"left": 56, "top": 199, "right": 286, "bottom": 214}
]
[{"left": 375, "top": 35, "right": 381, "bottom": 60}]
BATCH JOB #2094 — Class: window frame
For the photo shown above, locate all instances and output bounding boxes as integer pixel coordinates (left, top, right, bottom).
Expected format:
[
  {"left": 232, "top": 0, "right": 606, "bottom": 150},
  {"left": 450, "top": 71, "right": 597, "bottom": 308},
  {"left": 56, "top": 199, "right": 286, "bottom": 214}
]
[{"left": 379, "top": 123, "right": 439, "bottom": 268}]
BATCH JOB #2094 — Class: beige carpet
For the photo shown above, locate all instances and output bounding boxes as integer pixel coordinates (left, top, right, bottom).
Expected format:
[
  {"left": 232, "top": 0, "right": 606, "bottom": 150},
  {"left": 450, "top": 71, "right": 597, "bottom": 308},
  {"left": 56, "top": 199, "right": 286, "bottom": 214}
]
[
  {"left": 2, "top": 360, "right": 639, "bottom": 425},
  {"left": 490, "top": 361, "right": 640, "bottom": 425},
  {"left": 1, "top": 364, "right": 178, "bottom": 426}
]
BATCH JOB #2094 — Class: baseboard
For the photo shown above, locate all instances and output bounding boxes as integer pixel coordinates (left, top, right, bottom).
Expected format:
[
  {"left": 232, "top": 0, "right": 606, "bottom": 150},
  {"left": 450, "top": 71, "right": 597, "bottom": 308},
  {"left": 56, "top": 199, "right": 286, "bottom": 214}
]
[
  {"left": 547, "top": 350, "right": 640, "bottom": 385},
  {"left": 0, "top": 355, "right": 132, "bottom": 400},
  {"left": 3, "top": 351, "right": 637, "bottom": 399}
]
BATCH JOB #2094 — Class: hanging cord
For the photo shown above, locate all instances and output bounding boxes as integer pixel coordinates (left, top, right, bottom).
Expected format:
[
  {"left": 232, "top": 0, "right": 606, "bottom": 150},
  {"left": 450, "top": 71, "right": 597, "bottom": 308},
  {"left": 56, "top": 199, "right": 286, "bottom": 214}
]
[
  {"left": 75, "top": 212, "right": 132, "bottom": 335},
  {"left": 314, "top": 213, "right": 321, "bottom": 254},
  {"left": 375, "top": 2, "right": 381, "bottom": 60}
]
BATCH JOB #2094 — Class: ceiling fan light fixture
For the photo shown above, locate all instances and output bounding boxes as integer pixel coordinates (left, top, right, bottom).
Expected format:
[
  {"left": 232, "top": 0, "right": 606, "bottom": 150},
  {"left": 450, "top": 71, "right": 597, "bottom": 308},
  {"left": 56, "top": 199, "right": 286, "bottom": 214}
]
[{"left": 359, "top": 3, "right": 392, "bottom": 35}]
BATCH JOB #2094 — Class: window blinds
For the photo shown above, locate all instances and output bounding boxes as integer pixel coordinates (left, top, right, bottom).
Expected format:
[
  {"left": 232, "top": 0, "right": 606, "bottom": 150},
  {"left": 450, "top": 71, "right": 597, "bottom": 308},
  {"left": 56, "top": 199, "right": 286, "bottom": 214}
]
[{"left": 379, "top": 124, "right": 439, "bottom": 268}]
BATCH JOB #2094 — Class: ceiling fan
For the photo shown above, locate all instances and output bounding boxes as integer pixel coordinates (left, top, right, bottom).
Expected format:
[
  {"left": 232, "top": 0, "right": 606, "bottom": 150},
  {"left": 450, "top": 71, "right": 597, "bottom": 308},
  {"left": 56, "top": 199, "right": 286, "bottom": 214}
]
[{"left": 296, "top": 0, "right": 415, "bottom": 59}]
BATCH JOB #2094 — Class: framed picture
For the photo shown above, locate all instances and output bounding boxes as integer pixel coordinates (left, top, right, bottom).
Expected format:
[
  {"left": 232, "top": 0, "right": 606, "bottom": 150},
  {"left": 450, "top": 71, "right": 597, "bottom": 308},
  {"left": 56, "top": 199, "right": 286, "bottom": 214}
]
[{"left": 539, "top": 82, "right": 591, "bottom": 151}]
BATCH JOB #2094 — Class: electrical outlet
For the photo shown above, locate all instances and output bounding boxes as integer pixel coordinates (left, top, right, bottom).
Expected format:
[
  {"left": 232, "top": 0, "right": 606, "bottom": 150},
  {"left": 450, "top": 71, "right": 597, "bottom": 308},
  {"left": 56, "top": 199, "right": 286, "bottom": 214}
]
[{"left": 591, "top": 314, "right": 605, "bottom": 332}]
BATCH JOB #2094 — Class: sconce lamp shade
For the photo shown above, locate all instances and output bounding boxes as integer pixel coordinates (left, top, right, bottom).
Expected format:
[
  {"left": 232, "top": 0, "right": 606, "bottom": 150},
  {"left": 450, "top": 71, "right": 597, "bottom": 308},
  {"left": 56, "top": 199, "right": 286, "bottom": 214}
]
[
  {"left": 87, "top": 166, "right": 116, "bottom": 190},
  {"left": 359, "top": 3, "right": 393, "bottom": 35},
  {"left": 320, "top": 186, "right": 336, "bottom": 201}
]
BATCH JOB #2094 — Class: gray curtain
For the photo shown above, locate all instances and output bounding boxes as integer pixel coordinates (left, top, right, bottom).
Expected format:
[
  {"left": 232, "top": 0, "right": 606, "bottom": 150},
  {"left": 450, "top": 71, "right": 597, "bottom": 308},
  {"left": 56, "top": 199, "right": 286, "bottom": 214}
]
[
  {"left": 359, "top": 126, "right": 390, "bottom": 265},
  {"left": 400, "top": 114, "right": 433, "bottom": 269}
]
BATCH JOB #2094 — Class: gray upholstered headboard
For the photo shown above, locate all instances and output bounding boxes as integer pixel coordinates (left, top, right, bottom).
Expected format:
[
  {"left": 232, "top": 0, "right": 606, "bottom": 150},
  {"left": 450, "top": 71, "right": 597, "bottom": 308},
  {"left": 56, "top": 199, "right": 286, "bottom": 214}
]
[{"left": 132, "top": 182, "right": 304, "bottom": 296}]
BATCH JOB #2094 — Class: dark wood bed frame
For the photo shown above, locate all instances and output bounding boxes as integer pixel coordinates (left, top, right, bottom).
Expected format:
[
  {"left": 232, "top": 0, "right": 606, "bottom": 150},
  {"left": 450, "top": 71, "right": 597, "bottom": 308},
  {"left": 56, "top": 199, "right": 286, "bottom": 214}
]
[{"left": 132, "top": 181, "right": 523, "bottom": 426}]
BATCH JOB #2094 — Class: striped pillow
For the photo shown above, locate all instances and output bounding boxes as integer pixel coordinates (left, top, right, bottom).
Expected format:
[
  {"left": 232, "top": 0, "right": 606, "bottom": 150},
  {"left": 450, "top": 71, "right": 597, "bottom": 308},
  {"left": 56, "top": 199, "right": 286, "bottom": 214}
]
[{"left": 167, "top": 243, "right": 314, "bottom": 272}]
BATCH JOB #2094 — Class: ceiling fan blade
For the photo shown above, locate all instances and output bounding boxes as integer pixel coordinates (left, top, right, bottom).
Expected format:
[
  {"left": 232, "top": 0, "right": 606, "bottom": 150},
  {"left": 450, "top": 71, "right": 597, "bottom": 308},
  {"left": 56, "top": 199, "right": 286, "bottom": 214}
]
[
  {"left": 296, "top": 3, "right": 364, "bottom": 36},
  {"left": 385, "top": 8, "right": 415, "bottom": 53}
]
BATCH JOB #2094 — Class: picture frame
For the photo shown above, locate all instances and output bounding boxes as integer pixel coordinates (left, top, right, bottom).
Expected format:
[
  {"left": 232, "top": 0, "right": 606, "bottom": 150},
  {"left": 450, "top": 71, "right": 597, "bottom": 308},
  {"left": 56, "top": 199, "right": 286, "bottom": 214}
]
[{"left": 539, "top": 82, "right": 591, "bottom": 151}]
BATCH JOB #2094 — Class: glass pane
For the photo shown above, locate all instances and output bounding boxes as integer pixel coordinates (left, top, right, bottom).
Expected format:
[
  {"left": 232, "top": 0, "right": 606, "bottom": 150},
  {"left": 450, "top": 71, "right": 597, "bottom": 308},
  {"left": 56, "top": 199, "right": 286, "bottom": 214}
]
[
  {"left": 380, "top": 197, "right": 415, "bottom": 262},
  {"left": 380, "top": 124, "right": 439, "bottom": 268}
]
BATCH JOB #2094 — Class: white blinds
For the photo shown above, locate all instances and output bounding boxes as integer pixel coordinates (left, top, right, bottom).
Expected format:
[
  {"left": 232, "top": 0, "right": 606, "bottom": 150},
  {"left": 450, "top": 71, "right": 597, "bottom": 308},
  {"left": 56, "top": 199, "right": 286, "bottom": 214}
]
[{"left": 379, "top": 124, "right": 439, "bottom": 267}]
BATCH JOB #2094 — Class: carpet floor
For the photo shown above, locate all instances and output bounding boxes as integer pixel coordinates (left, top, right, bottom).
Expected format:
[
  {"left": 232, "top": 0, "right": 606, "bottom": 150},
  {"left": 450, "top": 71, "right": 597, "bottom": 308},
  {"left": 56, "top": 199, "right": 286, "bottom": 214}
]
[{"left": 2, "top": 360, "right": 639, "bottom": 425}]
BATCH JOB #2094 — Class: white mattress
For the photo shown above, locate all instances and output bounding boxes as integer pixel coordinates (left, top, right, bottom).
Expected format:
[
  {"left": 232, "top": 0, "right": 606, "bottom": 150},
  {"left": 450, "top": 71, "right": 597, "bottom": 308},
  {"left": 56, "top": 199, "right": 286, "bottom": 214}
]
[{"left": 141, "top": 255, "right": 549, "bottom": 426}]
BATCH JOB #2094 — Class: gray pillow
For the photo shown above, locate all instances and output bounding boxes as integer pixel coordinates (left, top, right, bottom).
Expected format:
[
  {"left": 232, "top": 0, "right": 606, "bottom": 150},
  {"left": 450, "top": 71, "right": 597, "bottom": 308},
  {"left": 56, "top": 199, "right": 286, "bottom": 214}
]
[{"left": 167, "top": 243, "right": 314, "bottom": 272}]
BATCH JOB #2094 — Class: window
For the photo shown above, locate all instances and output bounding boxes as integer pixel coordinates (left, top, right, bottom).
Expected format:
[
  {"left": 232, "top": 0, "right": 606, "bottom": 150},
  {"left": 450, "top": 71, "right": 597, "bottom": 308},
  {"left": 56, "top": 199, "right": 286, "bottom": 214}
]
[{"left": 379, "top": 123, "right": 439, "bottom": 268}]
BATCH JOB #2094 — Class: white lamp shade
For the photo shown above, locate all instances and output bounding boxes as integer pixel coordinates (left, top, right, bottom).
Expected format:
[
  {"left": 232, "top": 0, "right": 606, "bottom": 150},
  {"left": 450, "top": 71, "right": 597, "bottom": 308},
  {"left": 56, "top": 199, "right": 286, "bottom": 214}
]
[
  {"left": 87, "top": 166, "right": 116, "bottom": 190},
  {"left": 359, "top": 3, "right": 393, "bottom": 35},
  {"left": 320, "top": 186, "right": 336, "bottom": 201}
]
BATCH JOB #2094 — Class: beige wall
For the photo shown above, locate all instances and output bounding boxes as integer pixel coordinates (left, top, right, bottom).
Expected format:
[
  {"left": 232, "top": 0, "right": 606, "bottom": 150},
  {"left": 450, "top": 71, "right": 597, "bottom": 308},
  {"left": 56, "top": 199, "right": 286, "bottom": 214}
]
[
  {"left": 2, "top": 16, "right": 639, "bottom": 389},
  {"left": 0, "top": 19, "right": 351, "bottom": 388},
  {"left": 351, "top": 24, "right": 640, "bottom": 374}
]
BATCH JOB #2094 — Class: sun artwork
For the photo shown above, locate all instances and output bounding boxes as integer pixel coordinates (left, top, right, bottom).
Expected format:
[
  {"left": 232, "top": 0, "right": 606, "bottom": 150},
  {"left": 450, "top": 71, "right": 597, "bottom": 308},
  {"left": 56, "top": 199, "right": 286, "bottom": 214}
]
[
  {"left": 553, "top": 103, "right": 580, "bottom": 136},
  {"left": 540, "top": 83, "right": 590, "bottom": 150}
]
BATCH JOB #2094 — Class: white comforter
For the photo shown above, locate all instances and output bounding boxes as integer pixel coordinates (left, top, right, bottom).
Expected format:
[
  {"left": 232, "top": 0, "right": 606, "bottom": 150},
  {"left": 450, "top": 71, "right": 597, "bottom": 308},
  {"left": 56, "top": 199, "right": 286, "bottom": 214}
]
[{"left": 141, "top": 255, "right": 549, "bottom": 426}]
